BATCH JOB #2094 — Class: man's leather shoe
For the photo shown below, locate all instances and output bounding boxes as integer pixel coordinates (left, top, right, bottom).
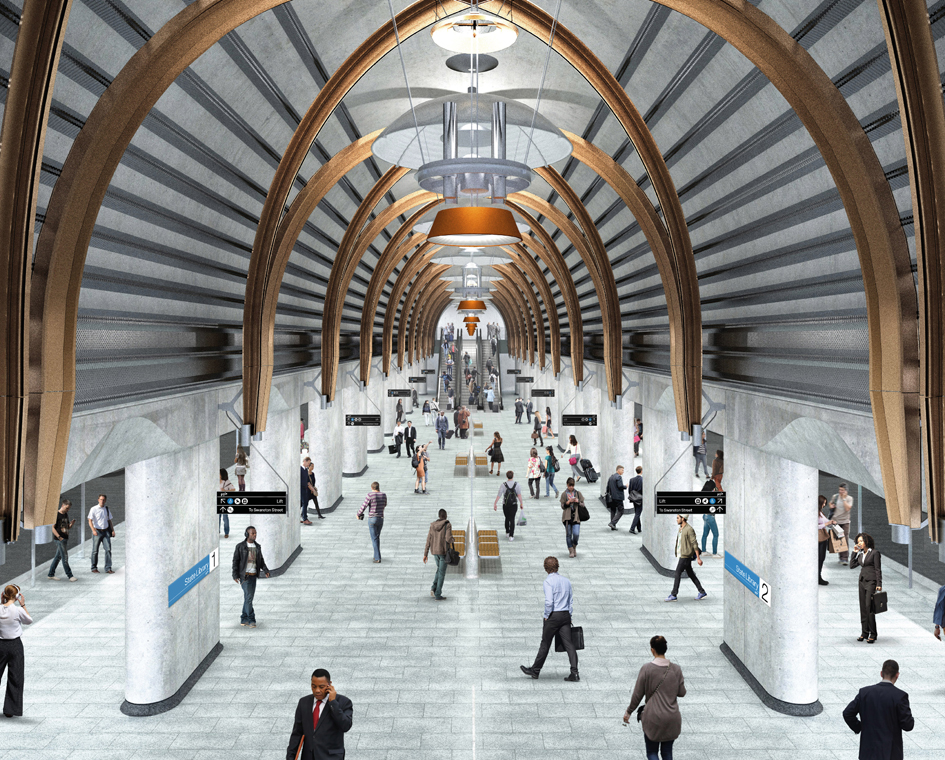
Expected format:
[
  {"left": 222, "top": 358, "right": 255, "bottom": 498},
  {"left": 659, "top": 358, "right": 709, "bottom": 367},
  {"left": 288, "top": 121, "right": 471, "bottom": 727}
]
[
  {"left": 564, "top": 673, "right": 580, "bottom": 682},
  {"left": 520, "top": 666, "right": 539, "bottom": 679}
]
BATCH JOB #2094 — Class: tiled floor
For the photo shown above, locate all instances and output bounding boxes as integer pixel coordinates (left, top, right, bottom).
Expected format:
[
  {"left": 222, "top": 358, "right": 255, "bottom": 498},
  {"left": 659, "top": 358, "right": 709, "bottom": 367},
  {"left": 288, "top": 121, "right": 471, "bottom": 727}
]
[{"left": 3, "top": 405, "right": 945, "bottom": 758}]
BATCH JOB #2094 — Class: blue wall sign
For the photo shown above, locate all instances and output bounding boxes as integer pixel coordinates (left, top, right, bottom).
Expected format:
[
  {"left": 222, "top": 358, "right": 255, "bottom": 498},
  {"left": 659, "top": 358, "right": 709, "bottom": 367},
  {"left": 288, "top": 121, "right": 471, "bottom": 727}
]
[
  {"left": 724, "top": 551, "right": 771, "bottom": 606},
  {"left": 168, "top": 549, "right": 219, "bottom": 607}
]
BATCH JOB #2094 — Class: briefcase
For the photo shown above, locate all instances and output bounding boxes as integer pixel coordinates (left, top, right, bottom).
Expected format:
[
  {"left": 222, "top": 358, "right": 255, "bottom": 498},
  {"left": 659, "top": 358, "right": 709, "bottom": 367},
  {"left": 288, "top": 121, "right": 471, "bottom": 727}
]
[
  {"left": 388, "top": 444, "right": 397, "bottom": 455},
  {"left": 872, "top": 591, "right": 888, "bottom": 614},
  {"left": 554, "top": 625, "right": 585, "bottom": 652}
]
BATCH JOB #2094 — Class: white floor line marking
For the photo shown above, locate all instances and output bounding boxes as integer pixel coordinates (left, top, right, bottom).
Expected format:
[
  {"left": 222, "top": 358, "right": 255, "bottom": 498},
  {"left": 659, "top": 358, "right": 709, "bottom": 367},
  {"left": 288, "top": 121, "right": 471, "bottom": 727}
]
[{"left": 472, "top": 684, "right": 476, "bottom": 760}]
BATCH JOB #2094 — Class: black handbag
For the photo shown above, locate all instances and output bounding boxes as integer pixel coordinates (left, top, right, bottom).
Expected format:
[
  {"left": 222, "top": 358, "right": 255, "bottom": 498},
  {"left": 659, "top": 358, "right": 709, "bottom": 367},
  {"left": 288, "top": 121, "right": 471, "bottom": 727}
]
[
  {"left": 636, "top": 666, "right": 670, "bottom": 723},
  {"left": 554, "top": 625, "right": 584, "bottom": 652},
  {"left": 446, "top": 540, "right": 460, "bottom": 566},
  {"left": 872, "top": 590, "right": 888, "bottom": 614}
]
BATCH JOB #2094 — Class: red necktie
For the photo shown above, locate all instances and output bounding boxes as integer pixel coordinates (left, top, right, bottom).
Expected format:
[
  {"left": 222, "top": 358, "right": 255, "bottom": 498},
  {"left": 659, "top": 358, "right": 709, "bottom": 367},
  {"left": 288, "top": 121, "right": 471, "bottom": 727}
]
[{"left": 313, "top": 699, "right": 322, "bottom": 732}]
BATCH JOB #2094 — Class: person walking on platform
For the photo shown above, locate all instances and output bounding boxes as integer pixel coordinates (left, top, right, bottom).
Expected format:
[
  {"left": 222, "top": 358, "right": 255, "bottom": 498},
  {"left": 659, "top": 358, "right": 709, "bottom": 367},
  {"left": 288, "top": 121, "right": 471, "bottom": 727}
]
[
  {"left": 545, "top": 406, "right": 554, "bottom": 438},
  {"left": 527, "top": 448, "right": 543, "bottom": 498},
  {"left": 817, "top": 495, "right": 836, "bottom": 585},
  {"left": 851, "top": 532, "right": 882, "bottom": 643},
  {"left": 544, "top": 446, "right": 560, "bottom": 497},
  {"left": 623, "top": 635, "right": 687, "bottom": 760},
  {"left": 392, "top": 421, "right": 405, "bottom": 458},
  {"left": 525, "top": 399, "right": 534, "bottom": 425},
  {"left": 520, "top": 556, "right": 579, "bottom": 682},
  {"left": 307, "top": 461, "right": 323, "bottom": 520},
  {"left": 666, "top": 515, "right": 706, "bottom": 602},
  {"left": 566, "top": 435, "right": 583, "bottom": 483},
  {"left": 234, "top": 447, "right": 249, "bottom": 491},
  {"left": 395, "top": 398, "right": 404, "bottom": 424},
  {"left": 486, "top": 385, "right": 496, "bottom": 412},
  {"left": 486, "top": 432, "right": 505, "bottom": 475},
  {"left": 300, "top": 457, "right": 313, "bottom": 525},
  {"left": 628, "top": 466, "right": 644, "bottom": 534},
  {"left": 935, "top": 583, "right": 945, "bottom": 640},
  {"left": 830, "top": 483, "right": 854, "bottom": 565},
  {"left": 693, "top": 433, "right": 709, "bottom": 478},
  {"left": 711, "top": 449, "right": 723, "bottom": 491},
  {"left": 357, "top": 482, "right": 387, "bottom": 563},
  {"left": 515, "top": 397, "right": 524, "bottom": 424},
  {"left": 532, "top": 411, "right": 544, "bottom": 447},
  {"left": 560, "top": 478, "right": 585, "bottom": 558},
  {"left": 700, "top": 477, "right": 720, "bottom": 556},
  {"left": 286, "top": 668, "right": 353, "bottom": 760},
  {"left": 458, "top": 406, "right": 471, "bottom": 439},
  {"left": 47, "top": 499, "right": 77, "bottom": 582},
  {"left": 232, "top": 526, "right": 270, "bottom": 628},
  {"left": 404, "top": 421, "right": 417, "bottom": 459},
  {"left": 634, "top": 418, "right": 643, "bottom": 456},
  {"left": 423, "top": 509, "right": 454, "bottom": 601},
  {"left": 88, "top": 493, "right": 116, "bottom": 574},
  {"left": 422, "top": 399, "right": 432, "bottom": 426},
  {"left": 0, "top": 585, "right": 33, "bottom": 717},
  {"left": 606, "top": 466, "right": 627, "bottom": 530},
  {"left": 842, "top": 659, "right": 913, "bottom": 760},
  {"left": 435, "top": 410, "right": 450, "bottom": 450},
  {"left": 494, "top": 471, "right": 524, "bottom": 541}
]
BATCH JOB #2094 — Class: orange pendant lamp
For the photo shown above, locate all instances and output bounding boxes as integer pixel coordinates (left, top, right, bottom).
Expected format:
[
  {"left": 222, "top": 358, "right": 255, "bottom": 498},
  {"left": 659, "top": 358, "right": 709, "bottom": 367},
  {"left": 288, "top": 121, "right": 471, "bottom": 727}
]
[
  {"left": 457, "top": 299, "right": 487, "bottom": 312},
  {"left": 428, "top": 206, "right": 522, "bottom": 247},
  {"left": 463, "top": 315, "right": 480, "bottom": 323},
  {"left": 466, "top": 324, "right": 477, "bottom": 336}
]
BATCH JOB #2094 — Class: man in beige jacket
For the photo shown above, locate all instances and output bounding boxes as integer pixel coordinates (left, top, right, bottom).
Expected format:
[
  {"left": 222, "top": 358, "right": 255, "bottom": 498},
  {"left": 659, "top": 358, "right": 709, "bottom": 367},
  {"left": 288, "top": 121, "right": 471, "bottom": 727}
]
[
  {"left": 423, "top": 509, "right": 454, "bottom": 601},
  {"left": 666, "top": 515, "right": 706, "bottom": 602}
]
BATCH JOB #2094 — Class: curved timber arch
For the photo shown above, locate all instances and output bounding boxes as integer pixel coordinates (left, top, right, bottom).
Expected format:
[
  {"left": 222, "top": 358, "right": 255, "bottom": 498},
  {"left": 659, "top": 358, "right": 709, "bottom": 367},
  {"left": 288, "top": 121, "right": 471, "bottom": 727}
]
[
  {"left": 410, "top": 278, "right": 450, "bottom": 366},
  {"left": 494, "top": 264, "right": 546, "bottom": 370},
  {"left": 491, "top": 288, "right": 523, "bottom": 361},
  {"left": 501, "top": 245, "right": 561, "bottom": 375},
  {"left": 399, "top": 264, "right": 451, "bottom": 369},
  {"left": 494, "top": 278, "right": 537, "bottom": 367},
  {"left": 421, "top": 290, "right": 453, "bottom": 361},
  {"left": 383, "top": 243, "right": 440, "bottom": 375}
]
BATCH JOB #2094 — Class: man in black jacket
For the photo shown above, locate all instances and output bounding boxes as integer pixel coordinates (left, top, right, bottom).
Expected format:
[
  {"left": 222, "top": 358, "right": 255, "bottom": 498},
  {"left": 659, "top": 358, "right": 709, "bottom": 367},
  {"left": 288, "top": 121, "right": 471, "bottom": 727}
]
[
  {"left": 514, "top": 398, "right": 524, "bottom": 424},
  {"left": 605, "top": 466, "right": 627, "bottom": 530},
  {"left": 627, "top": 466, "right": 644, "bottom": 534},
  {"left": 286, "top": 668, "right": 353, "bottom": 760},
  {"left": 525, "top": 399, "right": 534, "bottom": 424},
  {"left": 843, "top": 659, "right": 913, "bottom": 760},
  {"left": 404, "top": 421, "right": 417, "bottom": 458},
  {"left": 231, "top": 526, "right": 270, "bottom": 628}
]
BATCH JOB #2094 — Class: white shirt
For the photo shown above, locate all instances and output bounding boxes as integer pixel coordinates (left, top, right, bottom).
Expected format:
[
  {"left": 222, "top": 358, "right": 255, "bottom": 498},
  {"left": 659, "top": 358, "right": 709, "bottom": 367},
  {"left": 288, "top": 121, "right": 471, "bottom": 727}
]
[
  {"left": 245, "top": 542, "right": 258, "bottom": 574},
  {"left": 0, "top": 604, "right": 32, "bottom": 639},
  {"left": 88, "top": 505, "right": 113, "bottom": 530}
]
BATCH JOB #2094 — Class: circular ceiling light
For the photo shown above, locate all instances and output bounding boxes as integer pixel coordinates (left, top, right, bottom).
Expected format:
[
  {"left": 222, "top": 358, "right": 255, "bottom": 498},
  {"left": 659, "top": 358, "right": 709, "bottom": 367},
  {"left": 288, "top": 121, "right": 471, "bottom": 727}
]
[
  {"left": 463, "top": 315, "right": 481, "bottom": 323},
  {"left": 428, "top": 206, "right": 522, "bottom": 247},
  {"left": 431, "top": 12, "right": 518, "bottom": 54},
  {"left": 458, "top": 299, "right": 488, "bottom": 312},
  {"left": 446, "top": 53, "right": 498, "bottom": 73}
]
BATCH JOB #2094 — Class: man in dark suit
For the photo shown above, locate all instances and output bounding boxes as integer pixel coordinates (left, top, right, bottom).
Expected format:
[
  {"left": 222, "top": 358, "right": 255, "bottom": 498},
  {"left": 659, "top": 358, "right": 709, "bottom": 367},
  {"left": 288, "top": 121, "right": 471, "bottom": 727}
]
[
  {"left": 286, "top": 669, "right": 353, "bottom": 760},
  {"left": 514, "top": 398, "right": 524, "bottom": 424},
  {"left": 842, "top": 659, "right": 914, "bottom": 760},
  {"left": 301, "top": 457, "right": 313, "bottom": 526},
  {"left": 404, "top": 421, "right": 417, "bottom": 458},
  {"left": 605, "top": 466, "right": 627, "bottom": 530}
]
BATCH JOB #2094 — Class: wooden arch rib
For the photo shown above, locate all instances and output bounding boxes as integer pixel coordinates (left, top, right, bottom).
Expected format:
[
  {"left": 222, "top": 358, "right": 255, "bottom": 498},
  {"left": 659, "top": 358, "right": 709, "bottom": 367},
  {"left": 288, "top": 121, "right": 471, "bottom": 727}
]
[
  {"left": 502, "top": 245, "right": 560, "bottom": 374},
  {"left": 399, "top": 264, "right": 451, "bottom": 369},
  {"left": 506, "top": 207, "right": 585, "bottom": 383},
  {"left": 564, "top": 131, "right": 700, "bottom": 432},
  {"left": 244, "top": 131, "right": 380, "bottom": 429},
  {"left": 359, "top": 204, "right": 440, "bottom": 383},
  {"left": 491, "top": 295, "right": 519, "bottom": 360},
  {"left": 491, "top": 289, "right": 522, "bottom": 360},
  {"left": 494, "top": 278, "right": 536, "bottom": 366},
  {"left": 410, "top": 278, "right": 449, "bottom": 365},
  {"left": 422, "top": 289, "right": 453, "bottom": 360},
  {"left": 0, "top": 0, "right": 72, "bottom": 538},
  {"left": 383, "top": 243, "right": 439, "bottom": 375},
  {"left": 494, "top": 264, "right": 545, "bottom": 369}
]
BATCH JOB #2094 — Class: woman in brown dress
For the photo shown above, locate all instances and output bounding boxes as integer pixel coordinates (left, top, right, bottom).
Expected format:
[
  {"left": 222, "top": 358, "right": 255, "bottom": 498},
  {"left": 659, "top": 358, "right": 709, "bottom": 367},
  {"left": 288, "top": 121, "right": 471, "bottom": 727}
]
[{"left": 623, "top": 635, "right": 686, "bottom": 759}]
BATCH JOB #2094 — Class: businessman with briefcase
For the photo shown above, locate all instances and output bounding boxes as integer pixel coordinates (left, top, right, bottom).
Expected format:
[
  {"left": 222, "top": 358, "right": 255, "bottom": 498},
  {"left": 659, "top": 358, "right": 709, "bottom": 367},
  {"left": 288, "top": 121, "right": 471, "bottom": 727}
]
[{"left": 520, "top": 556, "right": 581, "bottom": 682}]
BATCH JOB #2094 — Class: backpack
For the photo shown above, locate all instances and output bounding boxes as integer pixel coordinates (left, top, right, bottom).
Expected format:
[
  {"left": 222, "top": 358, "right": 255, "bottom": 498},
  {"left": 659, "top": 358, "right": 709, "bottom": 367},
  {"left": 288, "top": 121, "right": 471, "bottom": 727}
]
[
  {"left": 552, "top": 456, "right": 560, "bottom": 473},
  {"left": 503, "top": 482, "right": 518, "bottom": 511},
  {"left": 411, "top": 454, "right": 420, "bottom": 468}
]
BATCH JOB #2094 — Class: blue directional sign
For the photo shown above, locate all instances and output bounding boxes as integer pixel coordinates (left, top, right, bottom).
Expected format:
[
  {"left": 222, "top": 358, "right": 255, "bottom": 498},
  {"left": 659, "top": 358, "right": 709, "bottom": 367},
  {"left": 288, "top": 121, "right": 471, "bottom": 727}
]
[
  {"left": 168, "top": 549, "right": 219, "bottom": 607},
  {"left": 724, "top": 552, "right": 771, "bottom": 606}
]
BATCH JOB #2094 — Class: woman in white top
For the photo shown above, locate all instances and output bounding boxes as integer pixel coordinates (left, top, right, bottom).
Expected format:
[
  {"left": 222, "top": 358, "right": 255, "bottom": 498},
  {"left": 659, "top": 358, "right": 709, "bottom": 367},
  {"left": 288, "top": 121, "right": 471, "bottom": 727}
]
[
  {"left": 567, "top": 435, "right": 583, "bottom": 482},
  {"left": 219, "top": 468, "right": 236, "bottom": 538},
  {"left": 233, "top": 447, "right": 249, "bottom": 492},
  {"left": 0, "top": 584, "right": 33, "bottom": 717},
  {"left": 526, "top": 448, "right": 542, "bottom": 499}
]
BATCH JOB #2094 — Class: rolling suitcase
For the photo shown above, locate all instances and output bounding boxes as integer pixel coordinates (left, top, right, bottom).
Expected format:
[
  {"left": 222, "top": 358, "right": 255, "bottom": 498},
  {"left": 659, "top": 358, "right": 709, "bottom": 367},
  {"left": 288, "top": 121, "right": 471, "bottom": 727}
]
[{"left": 580, "top": 459, "right": 599, "bottom": 483}]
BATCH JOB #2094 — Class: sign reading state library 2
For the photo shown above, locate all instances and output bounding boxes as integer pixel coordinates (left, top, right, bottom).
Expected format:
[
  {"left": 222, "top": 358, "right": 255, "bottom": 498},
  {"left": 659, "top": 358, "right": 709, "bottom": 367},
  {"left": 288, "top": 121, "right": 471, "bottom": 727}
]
[
  {"left": 168, "top": 549, "right": 219, "bottom": 607},
  {"left": 724, "top": 552, "right": 771, "bottom": 607}
]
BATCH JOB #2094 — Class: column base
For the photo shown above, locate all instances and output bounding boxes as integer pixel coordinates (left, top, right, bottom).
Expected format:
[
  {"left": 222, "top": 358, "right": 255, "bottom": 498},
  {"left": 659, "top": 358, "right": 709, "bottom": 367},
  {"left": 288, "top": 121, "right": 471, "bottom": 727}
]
[
  {"left": 121, "top": 642, "right": 223, "bottom": 716},
  {"left": 720, "top": 642, "right": 823, "bottom": 716},
  {"left": 321, "top": 495, "right": 344, "bottom": 514},
  {"left": 268, "top": 545, "right": 303, "bottom": 578},
  {"left": 342, "top": 465, "right": 368, "bottom": 478},
  {"left": 640, "top": 545, "right": 675, "bottom": 577},
  {"left": 367, "top": 446, "right": 385, "bottom": 454}
]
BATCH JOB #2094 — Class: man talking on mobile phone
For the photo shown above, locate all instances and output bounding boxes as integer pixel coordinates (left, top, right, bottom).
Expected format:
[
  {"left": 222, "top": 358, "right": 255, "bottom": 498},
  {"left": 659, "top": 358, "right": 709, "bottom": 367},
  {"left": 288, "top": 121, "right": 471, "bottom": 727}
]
[{"left": 286, "top": 669, "right": 353, "bottom": 760}]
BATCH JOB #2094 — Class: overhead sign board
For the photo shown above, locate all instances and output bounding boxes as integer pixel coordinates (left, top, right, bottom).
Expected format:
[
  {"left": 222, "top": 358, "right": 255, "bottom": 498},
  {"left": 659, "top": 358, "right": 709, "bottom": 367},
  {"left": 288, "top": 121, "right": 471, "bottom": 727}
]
[
  {"left": 421, "top": 369, "right": 436, "bottom": 375},
  {"left": 562, "top": 414, "right": 597, "bottom": 426},
  {"left": 217, "top": 491, "right": 287, "bottom": 515},
  {"left": 532, "top": 389, "right": 555, "bottom": 397},
  {"left": 725, "top": 552, "right": 771, "bottom": 607},
  {"left": 515, "top": 376, "right": 534, "bottom": 383},
  {"left": 408, "top": 376, "right": 426, "bottom": 383},
  {"left": 388, "top": 389, "right": 412, "bottom": 397},
  {"left": 168, "top": 549, "right": 219, "bottom": 607},
  {"left": 506, "top": 369, "right": 521, "bottom": 374},
  {"left": 656, "top": 491, "right": 726, "bottom": 515},
  {"left": 346, "top": 414, "right": 381, "bottom": 427}
]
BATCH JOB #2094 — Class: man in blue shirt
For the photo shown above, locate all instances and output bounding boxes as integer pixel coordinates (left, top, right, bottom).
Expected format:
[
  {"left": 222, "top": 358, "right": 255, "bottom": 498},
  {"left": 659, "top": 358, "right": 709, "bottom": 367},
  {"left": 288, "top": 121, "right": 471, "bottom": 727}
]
[{"left": 520, "top": 556, "right": 579, "bottom": 681}]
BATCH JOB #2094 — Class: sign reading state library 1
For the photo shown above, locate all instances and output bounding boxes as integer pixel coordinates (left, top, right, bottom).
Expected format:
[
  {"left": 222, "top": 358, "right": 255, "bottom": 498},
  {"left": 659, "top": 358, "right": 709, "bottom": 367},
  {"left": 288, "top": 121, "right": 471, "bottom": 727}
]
[
  {"left": 724, "top": 552, "right": 771, "bottom": 607},
  {"left": 217, "top": 491, "right": 287, "bottom": 515},
  {"left": 168, "top": 549, "right": 219, "bottom": 607}
]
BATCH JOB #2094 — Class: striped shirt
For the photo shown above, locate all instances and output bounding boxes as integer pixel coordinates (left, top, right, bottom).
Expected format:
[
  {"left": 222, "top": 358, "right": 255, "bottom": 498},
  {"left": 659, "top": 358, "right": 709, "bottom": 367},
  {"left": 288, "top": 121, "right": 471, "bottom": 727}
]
[{"left": 358, "top": 491, "right": 387, "bottom": 519}]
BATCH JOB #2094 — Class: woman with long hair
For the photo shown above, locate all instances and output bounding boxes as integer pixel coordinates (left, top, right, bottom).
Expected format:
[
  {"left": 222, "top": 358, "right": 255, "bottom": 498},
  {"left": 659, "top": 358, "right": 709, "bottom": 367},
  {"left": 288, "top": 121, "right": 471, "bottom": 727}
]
[
  {"left": 526, "top": 448, "right": 542, "bottom": 499},
  {"left": 486, "top": 432, "right": 504, "bottom": 476},
  {"left": 623, "top": 635, "right": 687, "bottom": 760},
  {"left": 560, "top": 477, "right": 585, "bottom": 558},
  {"left": 851, "top": 532, "right": 882, "bottom": 643},
  {"left": 544, "top": 406, "right": 554, "bottom": 438},
  {"left": 234, "top": 447, "right": 248, "bottom": 491},
  {"left": 219, "top": 468, "right": 235, "bottom": 538},
  {"left": 817, "top": 495, "right": 835, "bottom": 585},
  {"left": 0, "top": 584, "right": 32, "bottom": 717},
  {"left": 544, "top": 445, "right": 560, "bottom": 497},
  {"left": 711, "top": 449, "right": 724, "bottom": 491},
  {"left": 567, "top": 435, "right": 583, "bottom": 483}
]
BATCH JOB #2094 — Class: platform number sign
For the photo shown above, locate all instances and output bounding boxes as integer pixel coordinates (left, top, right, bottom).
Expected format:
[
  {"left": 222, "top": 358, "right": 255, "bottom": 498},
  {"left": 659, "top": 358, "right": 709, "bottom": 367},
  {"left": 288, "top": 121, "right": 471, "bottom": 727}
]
[
  {"left": 724, "top": 552, "right": 772, "bottom": 608},
  {"left": 758, "top": 578, "right": 772, "bottom": 607}
]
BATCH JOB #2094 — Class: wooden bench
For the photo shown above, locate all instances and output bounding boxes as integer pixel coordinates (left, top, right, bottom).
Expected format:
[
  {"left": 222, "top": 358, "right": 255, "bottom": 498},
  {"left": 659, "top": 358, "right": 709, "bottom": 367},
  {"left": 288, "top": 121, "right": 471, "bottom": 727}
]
[
  {"left": 454, "top": 455, "right": 468, "bottom": 476},
  {"left": 473, "top": 421, "right": 484, "bottom": 436},
  {"left": 452, "top": 529, "right": 466, "bottom": 558},
  {"left": 478, "top": 529, "right": 500, "bottom": 557}
]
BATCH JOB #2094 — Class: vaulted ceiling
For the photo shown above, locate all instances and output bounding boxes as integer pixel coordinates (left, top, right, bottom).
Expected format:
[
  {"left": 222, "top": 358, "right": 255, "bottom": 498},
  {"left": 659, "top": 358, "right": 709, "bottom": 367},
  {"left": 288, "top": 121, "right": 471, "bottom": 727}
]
[{"left": 2, "top": 0, "right": 937, "bottom": 410}]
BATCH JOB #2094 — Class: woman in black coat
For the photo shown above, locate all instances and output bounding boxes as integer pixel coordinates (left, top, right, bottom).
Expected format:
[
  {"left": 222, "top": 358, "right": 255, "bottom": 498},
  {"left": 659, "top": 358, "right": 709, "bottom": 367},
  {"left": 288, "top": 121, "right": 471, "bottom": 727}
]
[{"left": 850, "top": 532, "right": 882, "bottom": 643}]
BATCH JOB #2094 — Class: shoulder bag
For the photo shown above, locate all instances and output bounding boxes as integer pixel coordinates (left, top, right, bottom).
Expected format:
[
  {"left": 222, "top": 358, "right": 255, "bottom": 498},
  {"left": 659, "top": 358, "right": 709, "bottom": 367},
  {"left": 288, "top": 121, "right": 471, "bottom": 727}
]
[
  {"left": 636, "top": 666, "right": 671, "bottom": 723},
  {"left": 577, "top": 500, "right": 591, "bottom": 522}
]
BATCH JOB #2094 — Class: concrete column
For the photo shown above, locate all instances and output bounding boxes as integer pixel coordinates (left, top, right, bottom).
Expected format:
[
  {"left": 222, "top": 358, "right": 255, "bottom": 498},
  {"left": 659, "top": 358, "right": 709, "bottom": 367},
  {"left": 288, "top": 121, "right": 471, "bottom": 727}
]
[
  {"left": 307, "top": 398, "right": 343, "bottom": 511},
  {"left": 641, "top": 404, "right": 692, "bottom": 571},
  {"left": 722, "top": 439, "right": 820, "bottom": 712},
  {"left": 366, "top": 367, "right": 385, "bottom": 453},
  {"left": 601, "top": 394, "right": 637, "bottom": 504},
  {"left": 342, "top": 381, "right": 368, "bottom": 476},
  {"left": 557, "top": 366, "right": 576, "bottom": 453},
  {"left": 249, "top": 407, "right": 300, "bottom": 570},
  {"left": 124, "top": 438, "right": 219, "bottom": 711},
  {"left": 576, "top": 381, "right": 602, "bottom": 494}
]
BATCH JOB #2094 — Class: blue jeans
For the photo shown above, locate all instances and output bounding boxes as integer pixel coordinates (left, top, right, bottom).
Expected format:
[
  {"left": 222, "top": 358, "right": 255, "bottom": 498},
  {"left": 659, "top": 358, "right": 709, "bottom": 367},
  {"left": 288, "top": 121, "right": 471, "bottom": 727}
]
[
  {"left": 240, "top": 575, "right": 257, "bottom": 624},
  {"left": 694, "top": 453, "right": 709, "bottom": 477},
  {"left": 48, "top": 539, "right": 73, "bottom": 578},
  {"left": 91, "top": 532, "right": 112, "bottom": 571},
  {"left": 565, "top": 523, "right": 580, "bottom": 549},
  {"left": 219, "top": 513, "right": 230, "bottom": 535},
  {"left": 368, "top": 516, "right": 384, "bottom": 561},
  {"left": 644, "top": 735, "right": 673, "bottom": 760},
  {"left": 545, "top": 472, "right": 558, "bottom": 496},
  {"left": 701, "top": 514, "right": 719, "bottom": 554},
  {"left": 432, "top": 554, "right": 448, "bottom": 598}
]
